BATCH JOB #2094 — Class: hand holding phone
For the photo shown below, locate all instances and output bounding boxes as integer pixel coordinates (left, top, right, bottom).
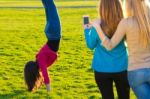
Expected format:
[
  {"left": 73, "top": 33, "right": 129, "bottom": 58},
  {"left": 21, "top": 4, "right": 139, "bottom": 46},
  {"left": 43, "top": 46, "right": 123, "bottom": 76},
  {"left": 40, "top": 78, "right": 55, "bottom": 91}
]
[{"left": 83, "top": 15, "right": 91, "bottom": 29}]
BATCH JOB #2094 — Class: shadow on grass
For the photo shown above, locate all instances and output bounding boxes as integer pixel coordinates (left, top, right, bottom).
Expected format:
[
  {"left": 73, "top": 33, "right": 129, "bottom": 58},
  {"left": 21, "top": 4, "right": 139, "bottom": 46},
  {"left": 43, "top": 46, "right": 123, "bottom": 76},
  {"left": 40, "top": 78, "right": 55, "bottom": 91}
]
[
  {"left": 0, "top": 89, "right": 53, "bottom": 99},
  {"left": 0, "top": 90, "right": 26, "bottom": 99},
  {"left": 88, "top": 96, "right": 102, "bottom": 99}
]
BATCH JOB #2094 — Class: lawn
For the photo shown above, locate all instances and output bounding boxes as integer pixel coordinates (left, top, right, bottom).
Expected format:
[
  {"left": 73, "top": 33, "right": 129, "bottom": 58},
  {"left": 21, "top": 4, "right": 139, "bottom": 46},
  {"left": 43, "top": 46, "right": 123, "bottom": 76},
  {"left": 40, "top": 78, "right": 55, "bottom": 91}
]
[
  {"left": 0, "top": 1, "right": 97, "bottom": 7},
  {"left": 0, "top": 0, "right": 136, "bottom": 99}
]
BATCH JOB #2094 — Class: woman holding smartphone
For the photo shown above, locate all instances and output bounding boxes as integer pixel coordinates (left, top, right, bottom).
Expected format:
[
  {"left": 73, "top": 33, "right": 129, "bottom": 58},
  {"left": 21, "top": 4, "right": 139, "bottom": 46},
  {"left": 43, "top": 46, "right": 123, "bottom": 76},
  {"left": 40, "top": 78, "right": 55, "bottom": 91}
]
[
  {"left": 93, "top": 0, "right": 150, "bottom": 98},
  {"left": 83, "top": 0, "right": 129, "bottom": 99}
]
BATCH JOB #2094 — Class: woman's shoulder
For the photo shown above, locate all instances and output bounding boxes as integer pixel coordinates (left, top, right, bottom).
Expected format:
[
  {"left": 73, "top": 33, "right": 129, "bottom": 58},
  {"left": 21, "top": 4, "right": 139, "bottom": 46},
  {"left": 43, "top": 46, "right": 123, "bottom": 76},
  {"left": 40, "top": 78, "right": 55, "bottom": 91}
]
[
  {"left": 116, "top": 18, "right": 131, "bottom": 29},
  {"left": 118, "top": 17, "right": 135, "bottom": 32},
  {"left": 120, "top": 17, "right": 134, "bottom": 24}
]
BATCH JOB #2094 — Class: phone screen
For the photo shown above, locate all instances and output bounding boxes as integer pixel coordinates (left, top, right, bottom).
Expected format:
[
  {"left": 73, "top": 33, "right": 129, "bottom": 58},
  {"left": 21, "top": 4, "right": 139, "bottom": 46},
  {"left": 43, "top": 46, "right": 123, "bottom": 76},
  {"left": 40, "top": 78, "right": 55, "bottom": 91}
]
[{"left": 83, "top": 16, "right": 89, "bottom": 25}]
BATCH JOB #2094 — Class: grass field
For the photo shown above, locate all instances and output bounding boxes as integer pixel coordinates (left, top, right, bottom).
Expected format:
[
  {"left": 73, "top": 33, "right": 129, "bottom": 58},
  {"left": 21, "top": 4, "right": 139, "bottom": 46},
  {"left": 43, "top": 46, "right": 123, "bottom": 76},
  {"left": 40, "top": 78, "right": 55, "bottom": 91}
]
[
  {"left": 0, "top": 0, "right": 136, "bottom": 99},
  {"left": 0, "top": 1, "right": 97, "bottom": 7}
]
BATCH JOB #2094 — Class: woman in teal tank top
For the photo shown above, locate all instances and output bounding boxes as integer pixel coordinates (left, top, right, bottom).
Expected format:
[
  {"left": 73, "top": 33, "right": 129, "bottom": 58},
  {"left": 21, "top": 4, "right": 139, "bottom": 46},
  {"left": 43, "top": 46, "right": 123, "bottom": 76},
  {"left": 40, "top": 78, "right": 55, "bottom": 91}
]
[{"left": 83, "top": 0, "right": 129, "bottom": 99}]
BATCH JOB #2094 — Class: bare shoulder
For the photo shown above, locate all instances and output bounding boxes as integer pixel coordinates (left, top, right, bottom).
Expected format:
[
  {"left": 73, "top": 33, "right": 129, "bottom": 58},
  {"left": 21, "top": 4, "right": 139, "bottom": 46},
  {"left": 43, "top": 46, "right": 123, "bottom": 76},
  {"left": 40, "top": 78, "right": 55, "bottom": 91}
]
[
  {"left": 121, "top": 17, "right": 134, "bottom": 24},
  {"left": 118, "top": 18, "right": 131, "bottom": 28},
  {"left": 120, "top": 18, "right": 127, "bottom": 24},
  {"left": 118, "top": 18, "right": 135, "bottom": 31}
]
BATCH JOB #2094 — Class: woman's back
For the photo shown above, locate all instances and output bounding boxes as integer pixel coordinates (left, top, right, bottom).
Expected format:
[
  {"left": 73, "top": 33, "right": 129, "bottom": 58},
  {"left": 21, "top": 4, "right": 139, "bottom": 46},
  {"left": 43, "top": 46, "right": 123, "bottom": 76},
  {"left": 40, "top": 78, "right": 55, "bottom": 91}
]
[
  {"left": 84, "top": 27, "right": 128, "bottom": 72},
  {"left": 92, "top": 1, "right": 150, "bottom": 98},
  {"left": 122, "top": 17, "right": 150, "bottom": 71}
]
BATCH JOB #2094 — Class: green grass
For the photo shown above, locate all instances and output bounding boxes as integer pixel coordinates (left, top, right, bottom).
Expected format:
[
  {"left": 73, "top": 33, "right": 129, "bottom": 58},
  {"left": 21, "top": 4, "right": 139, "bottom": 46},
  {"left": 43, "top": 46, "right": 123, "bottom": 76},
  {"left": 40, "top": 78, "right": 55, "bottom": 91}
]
[
  {"left": 0, "top": 1, "right": 97, "bottom": 7},
  {"left": 0, "top": 0, "right": 98, "bottom": 2},
  {"left": 0, "top": 1, "right": 136, "bottom": 99},
  {"left": 0, "top": 0, "right": 97, "bottom": 2}
]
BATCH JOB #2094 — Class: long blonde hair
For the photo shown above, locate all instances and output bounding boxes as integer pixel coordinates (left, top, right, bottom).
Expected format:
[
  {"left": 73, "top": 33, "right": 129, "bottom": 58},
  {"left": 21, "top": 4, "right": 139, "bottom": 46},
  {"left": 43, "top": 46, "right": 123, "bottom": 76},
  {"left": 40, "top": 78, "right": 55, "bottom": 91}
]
[
  {"left": 125, "top": 0, "right": 150, "bottom": 48},
  {"left": 99, "top": 0, "right": 123, "bottom": 38}
]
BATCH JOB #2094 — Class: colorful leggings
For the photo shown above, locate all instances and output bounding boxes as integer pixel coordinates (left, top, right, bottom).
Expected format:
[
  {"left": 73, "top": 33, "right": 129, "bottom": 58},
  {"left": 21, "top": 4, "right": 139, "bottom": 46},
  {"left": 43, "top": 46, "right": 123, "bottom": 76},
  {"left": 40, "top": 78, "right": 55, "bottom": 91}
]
[{"left": 42, "top": 0, "right": 61, "bottom": 52}]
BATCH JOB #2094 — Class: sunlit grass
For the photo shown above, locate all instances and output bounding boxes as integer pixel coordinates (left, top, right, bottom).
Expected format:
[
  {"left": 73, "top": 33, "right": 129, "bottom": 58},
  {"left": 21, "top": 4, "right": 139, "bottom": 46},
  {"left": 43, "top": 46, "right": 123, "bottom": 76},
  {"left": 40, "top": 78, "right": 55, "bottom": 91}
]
[{"left": 0, "top": 1, "right": 98, "bottom": 7}]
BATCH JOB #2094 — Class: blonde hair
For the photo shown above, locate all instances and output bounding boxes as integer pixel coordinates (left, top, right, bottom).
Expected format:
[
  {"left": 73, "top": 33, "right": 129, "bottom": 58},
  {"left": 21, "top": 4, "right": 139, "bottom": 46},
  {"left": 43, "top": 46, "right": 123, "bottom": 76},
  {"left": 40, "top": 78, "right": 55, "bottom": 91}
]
[
  {"left": 125, "top": 0, "right": 150, "bottom": 48},
  {"left": 99, "top": 0, "right": 123, "bottom": 38}
]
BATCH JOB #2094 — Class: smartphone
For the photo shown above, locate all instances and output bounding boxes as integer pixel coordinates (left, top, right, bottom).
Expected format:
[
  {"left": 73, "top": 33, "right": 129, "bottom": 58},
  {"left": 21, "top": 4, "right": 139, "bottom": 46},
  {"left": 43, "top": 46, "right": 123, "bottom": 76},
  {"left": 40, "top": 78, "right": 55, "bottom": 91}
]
[{"left": 83, "top": 15, "right": 89, "bottom": 25}]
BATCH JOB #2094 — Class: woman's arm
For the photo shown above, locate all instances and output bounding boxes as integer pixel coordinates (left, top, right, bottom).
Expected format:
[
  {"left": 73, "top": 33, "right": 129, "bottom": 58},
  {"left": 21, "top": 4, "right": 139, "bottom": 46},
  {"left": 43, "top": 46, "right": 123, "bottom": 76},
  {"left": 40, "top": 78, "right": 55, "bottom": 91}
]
[
  {"left": 37, "top": 52, "right": 50, "bottom": 92},
  {"left": 45, "top": 84, "right": 50, "bottom": 92},
  {"left": 93, "top": 19, "right": 127, "bottom": 51},
  {"left": 84, "top": 25, "right": 98, "bottom": 50}
]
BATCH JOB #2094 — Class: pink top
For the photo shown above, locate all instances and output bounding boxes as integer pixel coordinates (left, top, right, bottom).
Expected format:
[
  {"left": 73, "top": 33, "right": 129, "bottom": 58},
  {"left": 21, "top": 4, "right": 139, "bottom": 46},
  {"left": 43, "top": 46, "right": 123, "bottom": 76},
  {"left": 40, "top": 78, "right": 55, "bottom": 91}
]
[{"left": 36, "top": 44, "right": 57, "bottom": 84}]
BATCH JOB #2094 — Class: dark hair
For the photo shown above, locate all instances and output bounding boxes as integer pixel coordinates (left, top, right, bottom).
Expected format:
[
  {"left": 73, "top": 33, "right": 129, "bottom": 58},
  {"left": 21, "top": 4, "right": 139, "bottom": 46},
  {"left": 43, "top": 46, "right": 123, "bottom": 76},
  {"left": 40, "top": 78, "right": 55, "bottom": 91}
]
[{"left": 24, "top": 61, "right": 42, "bottom": 92}]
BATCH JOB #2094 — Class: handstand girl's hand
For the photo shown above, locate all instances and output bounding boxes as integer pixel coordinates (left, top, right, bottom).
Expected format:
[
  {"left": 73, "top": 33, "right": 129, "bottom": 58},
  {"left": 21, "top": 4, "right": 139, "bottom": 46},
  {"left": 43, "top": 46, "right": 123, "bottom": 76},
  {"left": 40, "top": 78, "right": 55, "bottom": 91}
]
[{"left": 46, "top": 84, "right": 51, "bottom": 92}]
